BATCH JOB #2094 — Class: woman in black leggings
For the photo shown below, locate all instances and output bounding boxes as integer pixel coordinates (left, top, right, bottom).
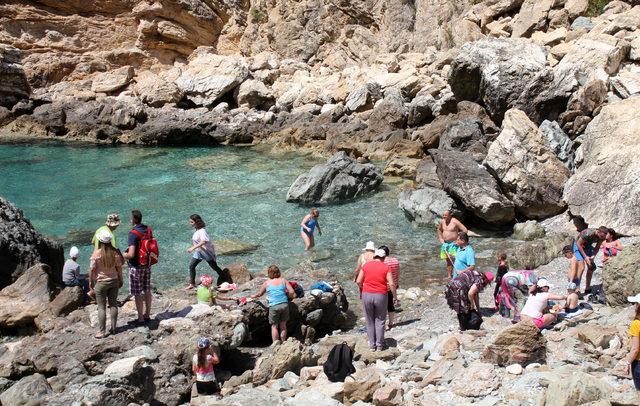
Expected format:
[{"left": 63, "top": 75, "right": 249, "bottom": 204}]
[{"left": 185, "top": 214, "right": 228, "bottom": 290}]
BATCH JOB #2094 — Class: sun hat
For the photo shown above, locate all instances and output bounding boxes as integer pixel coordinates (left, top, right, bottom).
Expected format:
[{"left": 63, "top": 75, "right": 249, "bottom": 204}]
[
  {"left": 198, "top": 337, "right": 211, "bottom": 349},
  {"left": 627, "top": 293, "right": 640, "bottom": 303},
  {"left": 374, "top": 248, "right": 386, "bottom": 258},
  {"left": 69, "top": 246, "right": 79, "bottom": 259},
  {"left": 567, "top": 282, "right": 578, "bottom": 290},
  {"left": 96, "top": 229, "right": 112, "bottom": 244},
  {"left": 537, "top": 279, "right": 553, "bottom": 288},
  {"left": 105, "top": 213, "right": 121, "bottom": 227},
  {"left": 200, "top": 275, "right": 213, "bottom": 287},
  {"left": 363, "top": 241, "right": 376, "bottom": 251},
  {"left": 484, "top": 272, "right": 494, "bottom": 282}
]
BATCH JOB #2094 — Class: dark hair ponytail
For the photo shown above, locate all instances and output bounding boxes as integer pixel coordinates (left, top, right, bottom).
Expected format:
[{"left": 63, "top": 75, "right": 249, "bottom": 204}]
[
  {"left": 198, "top": 346, "right": 207, "bottom": 368},
  {"left": 190, "top": 214, "right": 206, "bottom": 229}
]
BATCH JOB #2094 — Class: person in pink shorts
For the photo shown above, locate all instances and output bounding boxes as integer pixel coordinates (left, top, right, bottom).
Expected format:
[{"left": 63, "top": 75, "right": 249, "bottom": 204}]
[{"left": 521, "top": 279, "right": 567, "bottom": 329}]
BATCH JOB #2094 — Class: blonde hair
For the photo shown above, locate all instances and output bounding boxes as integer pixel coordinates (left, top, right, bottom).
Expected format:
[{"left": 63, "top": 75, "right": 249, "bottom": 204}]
[
  {"left": 310, "top": 208, "right": 319, "bottom": 217},
  {"left": 99, "top": 242, "right": 118, "bottom": 270}
]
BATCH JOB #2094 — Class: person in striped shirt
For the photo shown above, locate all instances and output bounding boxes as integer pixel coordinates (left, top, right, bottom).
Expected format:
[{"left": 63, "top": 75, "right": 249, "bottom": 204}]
[{"left": 380, "top": 245, "right": 400, "bottom": 330}]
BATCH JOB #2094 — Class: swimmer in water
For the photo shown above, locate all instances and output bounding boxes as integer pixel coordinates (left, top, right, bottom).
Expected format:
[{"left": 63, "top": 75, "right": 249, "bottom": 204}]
[{"left": 300, "top": 208, "right": 321, "bottom": 251}]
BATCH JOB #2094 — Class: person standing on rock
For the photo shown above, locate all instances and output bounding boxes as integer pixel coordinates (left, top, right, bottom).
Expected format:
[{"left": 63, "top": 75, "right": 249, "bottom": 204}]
[
  {"left": 123, "top": 210, "right": 152, "bottom": 325},
  {"left": 380, "top": 245, "right": 400, "bottom": 330},
  {"left": 300, "top": 208, "right": 321, "bottom": 251},
  {"left": 89, "top": 230, "right": 123, "bottom": 339},
  {"left": 251, "top": 265, "right": 295, "bottom": 345},
  {"left": 185, "top": 214, "right": 227, "bottom": 290},
  {"left": 624, "top": 293, "right": 640, "bottom": 401},
  {"left": 452, "top": 232, "right": 475, "bottom": 279},
  {"left": 437, "top": 211, "right": 468, "bottom": 278},
  {"left": 572, "top": 226, "right": 608, "bottom": 294},
  {"left": 356, "top": 249, "right": 397, "bottom": 351},
  {"left": 91, "top": 213, "right": 120, "bottom": 250},
  {"left": 445, "top": 269, "right": 494, "bottom": 331},
  {"left": 353, "top": 241, "right": 376, "bottom": 282}
]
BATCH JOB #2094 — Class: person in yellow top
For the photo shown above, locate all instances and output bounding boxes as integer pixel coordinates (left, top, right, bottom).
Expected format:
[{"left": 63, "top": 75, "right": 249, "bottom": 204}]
[
  {"left": 625, "top": 293, "right": 640, "bottom": 403},
  {"left": 91, "top": 213, "right": 120, "bottom": 250}
]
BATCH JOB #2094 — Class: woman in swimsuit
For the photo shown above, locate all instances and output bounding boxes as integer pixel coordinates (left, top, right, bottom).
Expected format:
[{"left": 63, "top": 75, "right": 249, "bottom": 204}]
[
  {"left": 300, "top": 208, "right": 321, "bottom": 251},
  {"left": 602, "top": 228, "right": 623, "bottom": 264}
]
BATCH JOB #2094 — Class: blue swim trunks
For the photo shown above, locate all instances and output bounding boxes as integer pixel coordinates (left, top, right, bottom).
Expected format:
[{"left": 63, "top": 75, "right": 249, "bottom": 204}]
[{"left": 573, "top": 241, "right": 594, "bottom": 261}]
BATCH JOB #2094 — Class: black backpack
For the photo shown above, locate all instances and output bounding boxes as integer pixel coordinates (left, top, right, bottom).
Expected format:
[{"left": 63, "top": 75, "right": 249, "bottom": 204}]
[{"left": 323, "top": 342, "right": 355, "bottom": 382}]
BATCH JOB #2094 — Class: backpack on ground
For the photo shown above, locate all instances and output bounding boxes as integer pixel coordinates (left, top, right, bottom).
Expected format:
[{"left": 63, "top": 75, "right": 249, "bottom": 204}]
[
  {"left": 323, "top": 342, "right": 355, "bottom": 382},
  {"left": 289, "top": 281, "right": 304, "bottom": 298},
  {"left": 131, "top": 227, "right": 159, "bottom": 266}
]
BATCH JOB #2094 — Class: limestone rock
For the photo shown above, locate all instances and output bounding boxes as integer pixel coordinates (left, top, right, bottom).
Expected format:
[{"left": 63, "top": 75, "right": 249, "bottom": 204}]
[
  {"left": 175, "top": 48, "right": 249, "bottom": 107},
  {"left": 545, "top": 372, "right": 613, "bottom": 406},
  {"left": 415, "top": 157, "right": 443, "bottom": 189},
  {"left": 539, "top": 120, "right": 575, "bottom": 171},
  {"left": 383, "top": 156, "right": 421, "bottom": 179},
  {"left": 133, "top": 70, "right": 182, "bottom": 107},
  {"left": 345, "top": 83, "right": 381, "bottom": 113},
  {"left": 511, "top": 0, "right": 554, "bottom": 38},
  {"left": 484, "top": 109, "right": 570, "bottom": 219},
  {"left": 610, "top": 70, "right": 640, "bottom": 99},
  {"left": 91, "top": 66, "right": 134, "bottom": 93},
  {"left": 0, "top": 373, "right": 51, "bottom": 406},
  {"left": 0, "top": 264, "right": 53, "bottom": 329},
  {"left": 286, "top": 151, "right": 383, "bottom": 204},
  {"left": 367, "top": 89, "right": 407, "bottom": 135},
  {"left": 285, "top": 390, "right": 342, "bottom": 406},
  {"left": 509, "top": 232, "right": 572, "bottom": 269},
  {"left": 0, "top": 197, "right": 63, "bottom": 288},
  {"left": 575, "top": 324, "right": 618, "bottom": 348},
  {"left": 372, "top": 382, "right": 403, "bottom": 406},
  {"left": 438, "top": 117, "right": 494, "bottom": 162},
  {"left": 431, "top": 149, "right": 515, "bottom": 225},
  {"left": 483, "top": 321, "right": 547, "bottom": 366},
  {"left": 235, "top": 79, "right": 275, "bottom": 109},
  {"left": 603, "top": 243, "right": 640, "bottom": 306},
  {"left": 252, "top": 339, "right": 318, "bottom": 386},
  {"left": 513, "top": 220, "right": 546, "bottom": 241},
  {"left": 226, "top": 263, "right": 252, "bottom": 284},
  {"left": 449, "top": 38, "right": 548, "bottom": 122},
  {"left": 343, "top": 366, "right": 382, "bottom": 403},
  {"left": 564, "top": 0, "right": 589, "bottom": 18},
  {"left": 506, "top": 364, "right": 523, "bottom": 375},
  {"left": 451, "top": 362, "right": 501, "bottom": 397},
  {"left": 398, "top": 187, "right": 458, "bottom": 227},
  {"left": 104, "top": 356, "right": 148, "bottom": 377},
  {"left": 0, "top": 47, "right": 30, "bottom": 108},
  {"left": 48, "top": 286, "right": 83, "bottom": 317},
  {"left": 563, "top": 97, "right": 640, "bottom": 235}
]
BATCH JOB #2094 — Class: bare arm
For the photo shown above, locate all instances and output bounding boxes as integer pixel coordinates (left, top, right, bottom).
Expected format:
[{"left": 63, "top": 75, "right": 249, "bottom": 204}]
[
  {"left": 354, "top": 255, "right": 363, "bottom": 281},
  {"left": 437, "top": 221, "right": 444, "bottom": 244},
  {"left": 356, "top": 268, "right": 364, "bottom": 288},
  {"left": 626, "top": 336, "right": 640, "bottom": 364},
  {"left": 386, "top": 272, "right": 397, "bottom": 301},
  {"left": 468, "top": 285, "right": 479, "bottom": 310},
  {"left": 251, "top": 282, "right": 267, "bottom": 299},
  {"left": 454, "top": 218, "right": 468, "bottom": 234},
  {"left": 548, "top": 293, "right": 567, "bottom": 301},
  {"left": 123, "top": 245, "right": 135, "bottom": 260},
  {"left": 316, "top": 223, "right": 322, "bottom": 235},
  {"left": 210, "top": 351, "right": 220, "bottom": 365},
  {"left": 615, "top": 240, "right": 624, "bottom": 250},
  {"left": 300, "top": 214, "right": 311, "bottom": 231},
  {"left": 284, "top": 280, "right": 295, "bottom": 299}
]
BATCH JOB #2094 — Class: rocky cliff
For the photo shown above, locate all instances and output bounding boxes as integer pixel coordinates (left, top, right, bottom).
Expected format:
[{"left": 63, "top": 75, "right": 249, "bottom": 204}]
[{"left": 1, "top": 0, "right": 639, "bottom": 229}]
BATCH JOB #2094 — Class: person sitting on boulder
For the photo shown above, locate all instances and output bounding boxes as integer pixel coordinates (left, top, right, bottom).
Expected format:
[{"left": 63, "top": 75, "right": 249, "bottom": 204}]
[
  {"left": 251, "top": 265, "right": 295, "bottom": 345},
  {"left": 192, "top": 337, "right": 220, "bottom": 396},
  {"left": 564, "top": 282, "right": 580, "bottom": 313},
  {"left": 62, "top": 246, "right": 92, "bottom": 297},
  {"left": 602, "top": 228, "right": 623, "bottom": 264},
  {"left": 445, "top": 270, "right": 494, "bottom": 331},
  {"left": 520, "top": 279, "right": 566, "bottom": 330}
]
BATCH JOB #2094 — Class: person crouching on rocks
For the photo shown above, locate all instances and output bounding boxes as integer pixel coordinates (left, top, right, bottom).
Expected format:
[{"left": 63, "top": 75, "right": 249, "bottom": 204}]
[
  {"left": 89, "top": 229, "right": 124, "bottom": 339},
  {"left": 251, "top": 265, "right": 295, "bottom": 345},
  {"left": 63, "top": 246, "right": 93, "bottom": 299},
  {"left": 445, "top": 270, "right": 493, "bottom": 331},
  {"left": 624, "top": 293, "right": 640, "bottom": 402},
  {"left": 356, "top": 249, "right": 397, "bottom": 351},
  {"left": 520, "top": 279, "right": 566, "bottom": 330},
  {"left": 192, "top": 337, "right": 220, "bottom": 396}
]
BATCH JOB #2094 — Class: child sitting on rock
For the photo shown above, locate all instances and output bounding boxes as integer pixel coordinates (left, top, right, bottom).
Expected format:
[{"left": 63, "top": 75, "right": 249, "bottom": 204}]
[
  {"left": 564, "top": 282, "right": 580, "bottom": 313},
  {"left": 196, "top": 275, "right": 237, "bottom": 307},
  {"left": 191, "top": 337, "right": 219, "bottom": 396}
]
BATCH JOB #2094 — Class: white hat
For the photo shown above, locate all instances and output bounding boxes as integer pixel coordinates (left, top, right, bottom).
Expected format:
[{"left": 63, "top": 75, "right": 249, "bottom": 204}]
[
  {"left": 69, "top": 246, "right": 79, "bottom": 259},
  {"left": 96, "top": 229, "right": 112, "bottom": 244},
  {"left": 628, "top": 294, "right": 640, "bottom": 303},
  {"left": 374, "top": 249, "right": 386, "bottom": 258},
  {"left": 363, "top": 241, "right": 375, "bottom": 251},
  {"left": 537, "top": 279, "right": 553, "bottom": 288}
]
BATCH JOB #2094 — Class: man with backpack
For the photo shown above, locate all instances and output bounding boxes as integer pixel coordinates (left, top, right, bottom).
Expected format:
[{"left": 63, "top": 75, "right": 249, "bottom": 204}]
[{"left": 123, "top": 210, "right": 158, "bottom": 325}]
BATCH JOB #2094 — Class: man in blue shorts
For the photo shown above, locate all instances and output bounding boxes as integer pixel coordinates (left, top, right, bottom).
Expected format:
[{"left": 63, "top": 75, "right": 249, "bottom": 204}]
[
  {"left": 437, "top": 210, "right": 468, "bottom": 278},
  {"left": 573, "top": 226, "right": 608, "bottom": 294}
]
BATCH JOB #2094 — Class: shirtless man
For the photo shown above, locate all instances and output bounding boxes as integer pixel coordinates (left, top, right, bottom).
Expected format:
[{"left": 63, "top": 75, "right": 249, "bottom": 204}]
[{"left": 437, "top": 211, "right": 468, "bottom": 278}]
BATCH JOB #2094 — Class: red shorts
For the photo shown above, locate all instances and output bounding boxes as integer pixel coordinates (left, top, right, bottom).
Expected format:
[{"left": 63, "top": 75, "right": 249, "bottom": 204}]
[{"left": 532, "top": 316, "right": 545, "bottom": 329}]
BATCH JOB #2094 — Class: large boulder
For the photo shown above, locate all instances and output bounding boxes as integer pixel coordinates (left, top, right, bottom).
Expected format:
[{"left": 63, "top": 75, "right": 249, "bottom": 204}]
[
  {"left": 512, "top": 220, "right": 545, "bottom": 241},
  {"left": 483, "top": 321, "right": 547, "bottom": 366},
  {"left": 133, "top": 70, "right": 183, "bottom": 107},
  {"left": 438, "top": 117, "right": 497, "bottom": 162},
  {"left": 48, "top": 286, "right": 84, "bottom": 317},
  {"left": 235, "top": 79, "right": 275, "bottom": 110},
  {"left": 286, "top": 151, "right": 383, "bottom": 204},
  {"left": 509, "top": 232, "right": 572, "bottom": 269},
  {"left": 0, "top": 197, "right": 63, "bottom": 288},
  {"left": 563, "top": 97, "right": 640, "bottom": 235},
  {"left": 450, "top": 362, "right": 501, "bottom": 397},
  {"left": 510, "top": 0, "right": 554, "bottom": 38},
  {"left": 431, "top": 149, "right": 515, "bottom": 225},
  {"left": 545, "top": 372, "right": 613, "bottom": 406},
  {"left": 484, "top": 109, "right": 570, "bottom": 219},
  {"left": 91, "top": 66, "right": 134, "bottom": 93},
  {"left": 367, "top": 88, "right": 407, "bottom": 135},
  {"left": 398, "top": 187, "right": 458, "bottom": 227},
  {"left": 251, "top": 339, "right": 318, "bottom": 386},
  {"left": 0, "top": 373, "right": 51, "bottom": 406},
  {"left": 449, "top": 38, "right": 548, "bottom": 123},
  {"left": 0, "top": 264, "right": 54, "bottom": 329},
  {"left": 603, "top": 243, "right": 640, "bottom": 306},
  {"left": 343, "top": 366, "right": 382, "bottom": 403},
  {"left": 175, "top": 48, "right": 249, "bottom": 107}
]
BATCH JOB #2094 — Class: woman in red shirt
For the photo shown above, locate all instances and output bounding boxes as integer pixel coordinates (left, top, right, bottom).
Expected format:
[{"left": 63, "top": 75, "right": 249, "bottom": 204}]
[{"left": 356, "top": 249, "right": 397, "bottom": 351}]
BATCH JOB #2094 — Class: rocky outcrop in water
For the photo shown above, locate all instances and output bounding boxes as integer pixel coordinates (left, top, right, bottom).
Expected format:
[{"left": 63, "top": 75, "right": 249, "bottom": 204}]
[
  {"left": 0, "top": 197, "right": 63, "bottom": 289},
  {"left": 286, "top": 152, "right": 383, "bottom": 204}
]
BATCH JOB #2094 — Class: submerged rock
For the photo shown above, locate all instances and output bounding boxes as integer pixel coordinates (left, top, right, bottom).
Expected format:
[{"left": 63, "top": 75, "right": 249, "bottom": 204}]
[
  {"left": 286, "top": 152, "right": 383, "bottom": 205},
  {"left": 215, "top": 239, "right": 260, "bottom": 256}
]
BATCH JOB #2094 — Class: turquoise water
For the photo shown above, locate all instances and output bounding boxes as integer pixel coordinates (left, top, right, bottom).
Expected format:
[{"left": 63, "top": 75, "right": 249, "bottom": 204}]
[{"left": 0, "top": 142, "right": 461, "bottom": 294}]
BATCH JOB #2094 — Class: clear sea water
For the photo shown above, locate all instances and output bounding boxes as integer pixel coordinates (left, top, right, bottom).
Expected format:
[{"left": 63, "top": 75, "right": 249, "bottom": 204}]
[{"left": 0, "top": 142, "right": 507, "bottom": 296}]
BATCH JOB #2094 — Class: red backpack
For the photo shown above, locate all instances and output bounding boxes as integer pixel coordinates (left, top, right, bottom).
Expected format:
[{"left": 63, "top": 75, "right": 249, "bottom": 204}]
[{"left": 131, "top": 227, "right": 159, "bottom": 266}]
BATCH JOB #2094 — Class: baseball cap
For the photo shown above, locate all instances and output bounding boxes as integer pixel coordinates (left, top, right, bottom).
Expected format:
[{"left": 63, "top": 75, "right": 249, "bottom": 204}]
[
  {"left": 198, "top": 337, "right": 210, "bottom": 349},
  {"left": 374, "top": 249, "right": 386, "bottom": 258},
  {"left": 96, "top": 229, "right": 112, "bottom": 244}
]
